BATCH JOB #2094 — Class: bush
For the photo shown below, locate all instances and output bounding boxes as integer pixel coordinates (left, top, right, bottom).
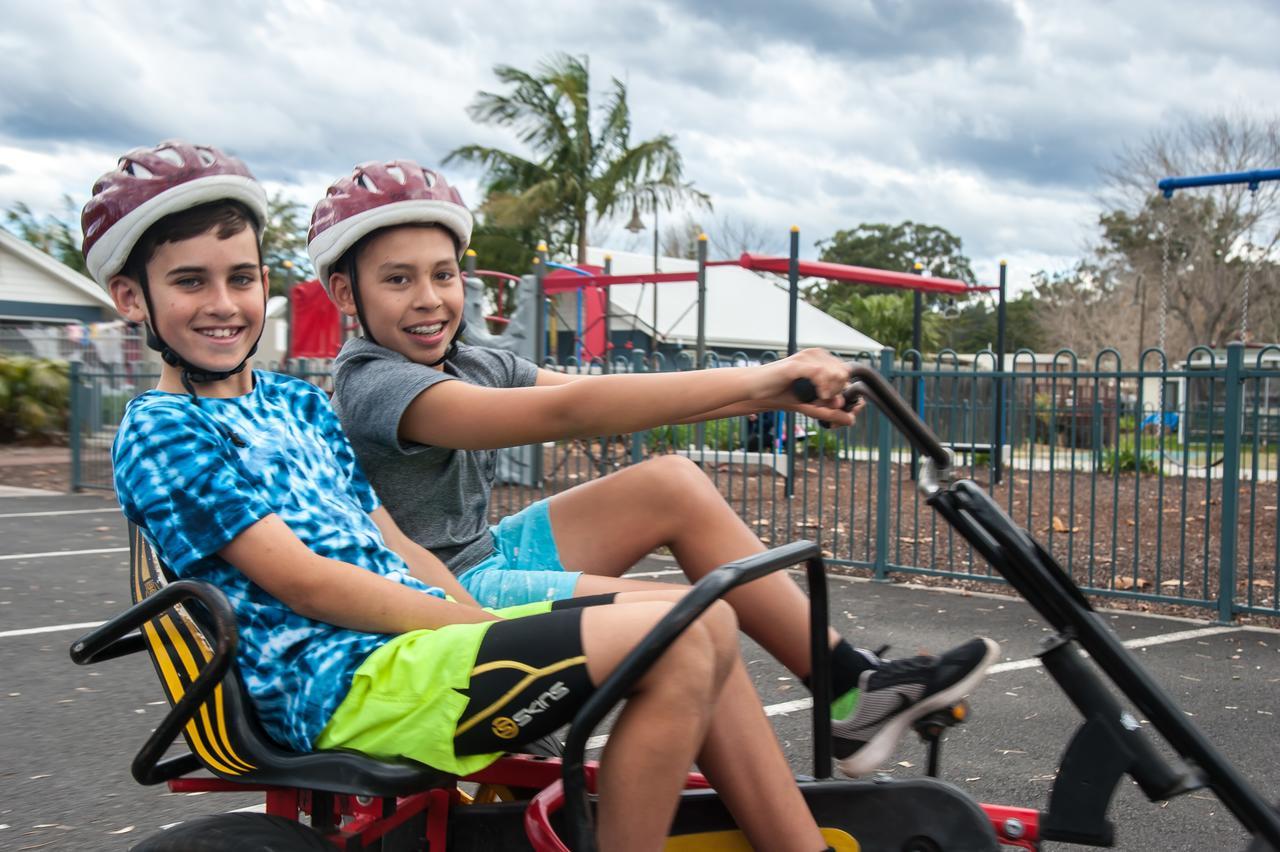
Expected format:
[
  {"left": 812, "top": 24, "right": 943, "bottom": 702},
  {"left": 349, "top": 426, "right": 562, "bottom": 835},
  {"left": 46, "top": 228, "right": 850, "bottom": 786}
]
[
  {"left": 646, "top": 418, "right": 742, "bottom": 452},
  {"left": 800, "top": 427, "right": 845, "bottom": 459},
  {"left": 1098, "top": 449, "right": 1157, "bottom": 475},
  {"left": 0, "top": 356, "right": 70, "bottom": 443}
]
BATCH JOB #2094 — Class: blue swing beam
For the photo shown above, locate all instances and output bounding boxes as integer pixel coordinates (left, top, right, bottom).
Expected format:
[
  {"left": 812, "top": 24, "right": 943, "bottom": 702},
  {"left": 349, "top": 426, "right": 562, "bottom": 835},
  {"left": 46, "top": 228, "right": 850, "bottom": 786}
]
[{"left": 1158, "top": 168, "right": 1280, "bottom": 197}]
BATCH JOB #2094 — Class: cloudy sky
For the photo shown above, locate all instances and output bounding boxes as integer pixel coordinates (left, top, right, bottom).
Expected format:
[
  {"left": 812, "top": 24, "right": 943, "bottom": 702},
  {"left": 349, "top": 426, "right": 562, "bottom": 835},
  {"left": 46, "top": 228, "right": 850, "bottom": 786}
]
[{"left": 1, "top": 0, "right": 1277, "bottom": 291}]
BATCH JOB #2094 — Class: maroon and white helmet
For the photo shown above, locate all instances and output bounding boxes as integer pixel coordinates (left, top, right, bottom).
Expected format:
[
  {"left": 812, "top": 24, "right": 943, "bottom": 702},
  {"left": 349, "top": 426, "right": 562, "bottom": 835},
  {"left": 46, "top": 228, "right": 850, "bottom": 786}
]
[
  {"left": 307, "top": 160, "right": 473, "bottom": 294},
  {"left": 81, "top": 140, "right": 268, "bottom": 287}
]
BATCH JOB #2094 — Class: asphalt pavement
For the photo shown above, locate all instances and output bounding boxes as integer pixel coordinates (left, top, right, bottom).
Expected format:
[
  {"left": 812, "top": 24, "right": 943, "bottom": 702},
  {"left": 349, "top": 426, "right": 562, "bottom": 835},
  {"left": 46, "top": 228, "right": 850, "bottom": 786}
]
[{"left": 1, "top": 490, "right": 1277, "bottom": 851}]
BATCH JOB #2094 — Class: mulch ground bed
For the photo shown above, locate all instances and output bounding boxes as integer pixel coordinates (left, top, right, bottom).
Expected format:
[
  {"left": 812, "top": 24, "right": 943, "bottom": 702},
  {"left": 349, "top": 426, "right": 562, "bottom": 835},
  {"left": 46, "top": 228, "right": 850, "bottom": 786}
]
[
  {"left": 493, "top": 442, "right": 1280, "bottom": 627},
  {"left": 0, "top": 443, "right": 71, "bottom": 492}
]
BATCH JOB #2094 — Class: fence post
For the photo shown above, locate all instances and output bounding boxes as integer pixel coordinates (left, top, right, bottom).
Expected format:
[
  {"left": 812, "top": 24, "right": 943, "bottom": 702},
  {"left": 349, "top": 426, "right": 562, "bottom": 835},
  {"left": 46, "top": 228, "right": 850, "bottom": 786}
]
[
  {"left": 874, "top": 349, "right": 894, "bottom": 581},
  {"left": 69, "top": 361, "right": 82, "bottom": 492},
  {"left": 1216, "top": 342, "right": 1245, "bottom": 624}
]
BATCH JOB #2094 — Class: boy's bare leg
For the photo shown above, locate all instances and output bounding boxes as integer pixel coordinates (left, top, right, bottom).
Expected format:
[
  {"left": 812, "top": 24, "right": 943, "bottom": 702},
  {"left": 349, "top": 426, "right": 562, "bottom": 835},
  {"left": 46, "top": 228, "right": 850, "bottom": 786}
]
[
  {"left": 551, "top": 455, "right": 836, "bottom": 678},
  {"left": 580, "top": 600, "right": 826, "bottom": 852}
]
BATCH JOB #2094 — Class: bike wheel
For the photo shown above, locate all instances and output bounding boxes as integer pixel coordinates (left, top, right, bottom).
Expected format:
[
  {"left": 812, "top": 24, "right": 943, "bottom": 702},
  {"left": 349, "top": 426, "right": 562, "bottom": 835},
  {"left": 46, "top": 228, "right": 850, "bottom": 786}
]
[{"left": 131, "top": 813, "right": 331, "bottom": 852}]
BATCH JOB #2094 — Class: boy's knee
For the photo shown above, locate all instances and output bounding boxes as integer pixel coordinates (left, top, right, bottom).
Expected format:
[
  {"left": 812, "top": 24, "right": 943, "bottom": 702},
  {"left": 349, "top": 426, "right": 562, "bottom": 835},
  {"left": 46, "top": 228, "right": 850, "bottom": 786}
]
[
  {"left": 644, "top": 454, "right": 718, "bottom": 508},
  {"left": 648, "top": 618, "right": 719, "bottom": 700},
  {"left": 700, "top": 599, "right": 738, "bottom": 647}
]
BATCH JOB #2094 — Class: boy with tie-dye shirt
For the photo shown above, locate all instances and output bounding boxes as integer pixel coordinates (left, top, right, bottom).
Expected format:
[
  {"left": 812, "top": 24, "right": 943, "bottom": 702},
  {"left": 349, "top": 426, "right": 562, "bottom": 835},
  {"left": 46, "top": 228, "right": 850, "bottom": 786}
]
[{"left": 85, "top": 141, "right": 839, "bottom": 851}]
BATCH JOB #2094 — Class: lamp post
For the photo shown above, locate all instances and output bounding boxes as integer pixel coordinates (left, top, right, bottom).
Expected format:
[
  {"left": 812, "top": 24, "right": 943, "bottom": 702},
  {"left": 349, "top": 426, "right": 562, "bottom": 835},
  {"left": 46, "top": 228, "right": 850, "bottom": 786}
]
[{"left": 625, "top": 187, "right": 660, "bottom": 366}]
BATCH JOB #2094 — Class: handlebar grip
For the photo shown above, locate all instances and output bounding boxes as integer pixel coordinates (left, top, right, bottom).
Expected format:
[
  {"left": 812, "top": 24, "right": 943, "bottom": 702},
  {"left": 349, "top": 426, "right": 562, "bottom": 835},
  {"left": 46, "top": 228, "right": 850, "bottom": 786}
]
[
  {"left": 791, "top": 378, "right": 860, "bottom": 428},
  {"left": 792, "top": 377, "right": 818, "bottom": 403}
]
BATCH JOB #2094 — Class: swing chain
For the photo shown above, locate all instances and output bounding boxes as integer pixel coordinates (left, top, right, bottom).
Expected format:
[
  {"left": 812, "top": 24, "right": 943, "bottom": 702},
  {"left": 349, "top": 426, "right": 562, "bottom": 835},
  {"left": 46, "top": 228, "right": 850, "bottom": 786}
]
[
  {"left": 1159, "top": 208, "right": 1171, "bottom": 356},
  {"left": 1240, "top": 186, "right": 1260, "bottom": 343}
]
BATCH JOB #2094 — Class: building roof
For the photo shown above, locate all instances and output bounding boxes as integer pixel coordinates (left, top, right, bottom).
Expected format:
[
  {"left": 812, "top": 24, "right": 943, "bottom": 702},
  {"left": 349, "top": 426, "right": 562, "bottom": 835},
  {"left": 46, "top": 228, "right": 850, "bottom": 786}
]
[
  {"left": 581, "top": 247, "right": 882, "bottom": 354},
  {"left": 0, "top": 229, "right": 115, "bottom": 313}
]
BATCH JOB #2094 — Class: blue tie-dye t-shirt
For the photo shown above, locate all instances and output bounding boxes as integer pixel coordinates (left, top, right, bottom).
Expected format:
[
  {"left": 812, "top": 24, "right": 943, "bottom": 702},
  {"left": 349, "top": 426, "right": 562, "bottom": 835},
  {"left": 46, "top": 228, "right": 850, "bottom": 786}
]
[{"left": 112, "top": 371, "right": 446, "bottom": 752}]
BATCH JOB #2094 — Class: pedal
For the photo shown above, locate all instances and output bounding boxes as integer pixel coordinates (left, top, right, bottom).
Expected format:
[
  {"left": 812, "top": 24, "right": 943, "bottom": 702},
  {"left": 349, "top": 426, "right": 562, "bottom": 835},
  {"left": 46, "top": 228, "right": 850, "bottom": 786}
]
[
  {"left": 912, "top": 701, "right": 969, "bottom": 741},
  {"left": 912, "top": 702, "right": 969, "bottom": 779}
]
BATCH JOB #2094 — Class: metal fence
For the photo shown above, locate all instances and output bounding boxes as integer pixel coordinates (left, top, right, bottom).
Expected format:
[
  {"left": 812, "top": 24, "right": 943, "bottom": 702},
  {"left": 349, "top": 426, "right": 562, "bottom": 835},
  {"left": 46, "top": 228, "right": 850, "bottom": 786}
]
[{"left": 67, "top": 342, "right": 1280, "bottom": 622}]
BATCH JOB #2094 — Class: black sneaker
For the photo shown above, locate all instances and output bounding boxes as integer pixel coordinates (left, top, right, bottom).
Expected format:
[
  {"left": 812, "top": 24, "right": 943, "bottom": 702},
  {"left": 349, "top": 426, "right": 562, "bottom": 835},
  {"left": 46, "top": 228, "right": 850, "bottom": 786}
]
[{"left": 832, "top": 637, "right": 999, "bottom": 777}]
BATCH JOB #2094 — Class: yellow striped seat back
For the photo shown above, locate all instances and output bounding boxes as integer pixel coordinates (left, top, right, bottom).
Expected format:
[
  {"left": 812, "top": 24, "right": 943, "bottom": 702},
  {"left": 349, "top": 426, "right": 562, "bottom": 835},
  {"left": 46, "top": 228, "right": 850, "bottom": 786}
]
[{"left": 129, "top": 523, "right": 257, "bottom": 778}]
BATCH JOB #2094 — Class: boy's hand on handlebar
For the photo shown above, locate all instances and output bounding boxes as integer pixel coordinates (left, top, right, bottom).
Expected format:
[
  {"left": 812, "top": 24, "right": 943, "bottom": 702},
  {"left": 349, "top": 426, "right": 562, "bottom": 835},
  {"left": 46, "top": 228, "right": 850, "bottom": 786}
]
[{"left": 763, "top": 349, "right": 850, "bottom": 408}]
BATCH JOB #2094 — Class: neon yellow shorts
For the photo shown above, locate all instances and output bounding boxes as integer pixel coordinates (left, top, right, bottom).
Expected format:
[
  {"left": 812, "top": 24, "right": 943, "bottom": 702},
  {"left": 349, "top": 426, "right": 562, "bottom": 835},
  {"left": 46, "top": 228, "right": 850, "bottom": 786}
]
[{"left": 315, "top": 600, "right": 553, "bottom": 776}]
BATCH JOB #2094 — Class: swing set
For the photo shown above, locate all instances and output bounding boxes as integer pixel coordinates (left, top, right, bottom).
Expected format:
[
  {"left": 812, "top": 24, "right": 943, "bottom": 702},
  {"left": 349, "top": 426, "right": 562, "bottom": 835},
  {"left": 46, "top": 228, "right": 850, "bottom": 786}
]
[{"left": 1146, "top": 168, "right": 1278, "bottom": 471}]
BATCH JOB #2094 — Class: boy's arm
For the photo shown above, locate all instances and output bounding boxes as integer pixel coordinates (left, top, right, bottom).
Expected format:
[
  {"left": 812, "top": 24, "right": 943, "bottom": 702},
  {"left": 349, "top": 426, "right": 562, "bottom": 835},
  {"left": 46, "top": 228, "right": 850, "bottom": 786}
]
[
  {"left": 537, "top": 367, "right": 860, "bottom": 425},
  {"left": 401, "top": 348, "right": 855, "bottom": 450},
  {"left": 220, "top": 514, "right": 499, "bottom": 633},
  {"left": 368, "top": 507, "right": 482, "bottom": 606}
]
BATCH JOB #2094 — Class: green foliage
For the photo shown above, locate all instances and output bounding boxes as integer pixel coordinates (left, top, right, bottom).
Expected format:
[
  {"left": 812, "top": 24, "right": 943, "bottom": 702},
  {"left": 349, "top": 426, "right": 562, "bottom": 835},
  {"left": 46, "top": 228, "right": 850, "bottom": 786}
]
[
  {"left": 447, "top": 53, "right": 710, "bottom": 265},
  {"left": 825, "top": 292, "right": 942, "bottom": 355},
  {"left": 805, "top": 221, "right": 978, "bottom": 354},
  {"left": 816, "top": 221, "right": 976, "bottom": 282},
  {"left": 1098, "top": 449, "right": 1158, "bottom": 475},
  {"left": 4, "top": 198, "right": 87, "bottom": 275},
  {"left": 935, "top": 292, "right": 1046, "bottom": 354},
  {"left": 799, "top": 427, "right": 844, "bottom": 459},
  {"left": 809, "top": 220, "right": 975, "bottom": 305},
  {"left": 262, "top": 191, "right": 313, "bottom": 296},
  {"left": 0, "top": 356, "right": 70, "bottom": 442},
  {"left": 647, "top": 418, "right": 742, "bottom": 452}
]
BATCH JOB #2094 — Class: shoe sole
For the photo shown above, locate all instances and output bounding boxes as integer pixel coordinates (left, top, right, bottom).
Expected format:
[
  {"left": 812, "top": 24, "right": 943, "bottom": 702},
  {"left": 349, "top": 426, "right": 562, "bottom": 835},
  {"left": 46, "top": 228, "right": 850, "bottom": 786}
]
[{"left": 835, "top": 637, "right": 1000, "bottom": 778}]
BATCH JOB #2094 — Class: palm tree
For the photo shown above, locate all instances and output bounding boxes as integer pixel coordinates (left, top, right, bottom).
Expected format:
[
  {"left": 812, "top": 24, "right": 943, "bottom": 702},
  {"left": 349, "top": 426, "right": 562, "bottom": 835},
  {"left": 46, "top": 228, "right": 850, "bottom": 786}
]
[{"left": 446, "top": 53, "right": 709, "bottom": 265}]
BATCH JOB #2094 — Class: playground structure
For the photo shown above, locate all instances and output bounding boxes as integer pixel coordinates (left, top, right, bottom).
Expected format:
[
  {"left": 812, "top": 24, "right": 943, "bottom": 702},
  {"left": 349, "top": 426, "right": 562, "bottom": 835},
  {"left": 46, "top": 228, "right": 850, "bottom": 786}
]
[{"left": 462, "top": 227, "right": 1007, "bottom": 488}]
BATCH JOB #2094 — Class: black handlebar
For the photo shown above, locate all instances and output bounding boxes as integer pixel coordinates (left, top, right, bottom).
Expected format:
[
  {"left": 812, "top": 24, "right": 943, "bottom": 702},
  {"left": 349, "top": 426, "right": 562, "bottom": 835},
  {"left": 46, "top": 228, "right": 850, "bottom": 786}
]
[
  {"left": 792, "top": 366, "right": 953, "bottom": 470},
  {"left": 70, "top": 580, "right": 238, "bottom": 785}
]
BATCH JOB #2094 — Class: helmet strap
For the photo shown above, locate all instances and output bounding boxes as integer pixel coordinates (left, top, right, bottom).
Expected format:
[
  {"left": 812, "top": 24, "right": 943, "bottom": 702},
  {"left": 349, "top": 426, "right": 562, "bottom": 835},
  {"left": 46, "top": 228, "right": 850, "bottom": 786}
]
[
  {"left": 425, "top": 316, "right": 466, "bottom": 366},
  {"left": 347, "top": 262, "right": 381, "bottom": 348}
]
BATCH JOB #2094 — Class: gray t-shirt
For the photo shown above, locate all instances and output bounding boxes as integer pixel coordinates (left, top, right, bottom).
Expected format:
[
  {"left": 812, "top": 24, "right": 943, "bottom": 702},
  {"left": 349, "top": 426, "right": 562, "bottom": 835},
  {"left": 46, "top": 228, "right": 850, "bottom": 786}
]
[{"left": 331, "top": 338, "right": 539, "bottom": 574}]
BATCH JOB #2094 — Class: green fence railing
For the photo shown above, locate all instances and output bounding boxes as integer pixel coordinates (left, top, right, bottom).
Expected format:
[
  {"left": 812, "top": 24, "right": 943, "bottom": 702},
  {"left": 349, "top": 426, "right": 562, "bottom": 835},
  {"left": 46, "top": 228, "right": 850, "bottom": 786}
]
[{"left": 69, "top": 343, "right": 1280, "bottom": 622}]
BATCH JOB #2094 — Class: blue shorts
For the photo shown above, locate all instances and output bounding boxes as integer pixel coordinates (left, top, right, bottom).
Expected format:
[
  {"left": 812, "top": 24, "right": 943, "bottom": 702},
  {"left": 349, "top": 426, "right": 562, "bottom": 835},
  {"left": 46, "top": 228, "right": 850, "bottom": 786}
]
[{"left": 456, "top": 499, "right": 581, "bottom": 608}]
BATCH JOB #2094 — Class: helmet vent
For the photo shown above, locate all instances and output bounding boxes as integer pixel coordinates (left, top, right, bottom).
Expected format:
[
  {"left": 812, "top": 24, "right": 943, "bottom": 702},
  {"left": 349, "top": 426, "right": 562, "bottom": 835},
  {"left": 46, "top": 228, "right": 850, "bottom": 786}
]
[
  {"left": 386, "top": 164, "right": 406, "bottom": 184},
  {"left": 422, "top": 170, "right": 436, "bottom": 188},
  {"left": 155, "top": 147, "right": 185, "bottom": 167},
  {"left": 124, "top": 160, "right": 155, "bottom": 179},
  {"left": 356, "top": 172, "right": 380, "bottom": 193},
  {"left": 195, "top": 147, "right": 217, "bottom": 166}
]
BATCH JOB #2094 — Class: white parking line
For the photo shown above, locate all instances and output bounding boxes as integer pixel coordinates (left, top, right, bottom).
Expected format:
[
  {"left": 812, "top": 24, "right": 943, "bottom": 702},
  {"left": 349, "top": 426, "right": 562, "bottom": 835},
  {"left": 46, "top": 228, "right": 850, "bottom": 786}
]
[
  {"left": 0, "top": 508, "right": 116, "bottom": 519},
  {"left": 0, "top": 546, "right": 128, "bottom": 561},
  {"left": 0, "top": 621, "right": 105, "bottom": 639}
]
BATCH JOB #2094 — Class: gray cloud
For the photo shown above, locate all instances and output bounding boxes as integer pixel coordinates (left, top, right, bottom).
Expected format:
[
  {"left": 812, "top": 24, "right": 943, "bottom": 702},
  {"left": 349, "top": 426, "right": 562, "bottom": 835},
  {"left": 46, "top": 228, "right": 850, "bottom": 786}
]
[
  {"left": 679, "top": 0, "right": 1023, "bottom": 61},
  {"left": 1, "top": 0, "right": 1277, "bottom": 293}
]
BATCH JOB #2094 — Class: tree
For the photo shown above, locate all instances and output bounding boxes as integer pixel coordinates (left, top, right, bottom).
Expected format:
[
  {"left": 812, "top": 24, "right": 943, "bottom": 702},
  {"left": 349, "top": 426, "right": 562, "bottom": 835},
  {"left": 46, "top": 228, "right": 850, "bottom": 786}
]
[
  {"left": 804, "top": 220, "right": 976, "bottom": 354},
  {"left": 707, "top": 214, "right": 778, "bottom": 259},
  {"left": 1027, "top": 261, "right": 1141, "bottom": 359},
  {"left": 446, "top": 53, "right": 710, "bottom": 265},
  {"left": 936, "top": 294, "right": 1046, "bottom": 355},
  {"left": 4, "top": 198, "right": 87, "bottom": 275},
  {"left": 1098, "top": 113, "right": 1280, "bottom": 351},
  {"left": 817, "top": 221, "right": 976, "bottom": 280},
  {"left": 827, "top": 292, "right": 941, "bottom": 355},
  {"left": 261, "top": 191, "right": 312, "bottom": 297}
]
